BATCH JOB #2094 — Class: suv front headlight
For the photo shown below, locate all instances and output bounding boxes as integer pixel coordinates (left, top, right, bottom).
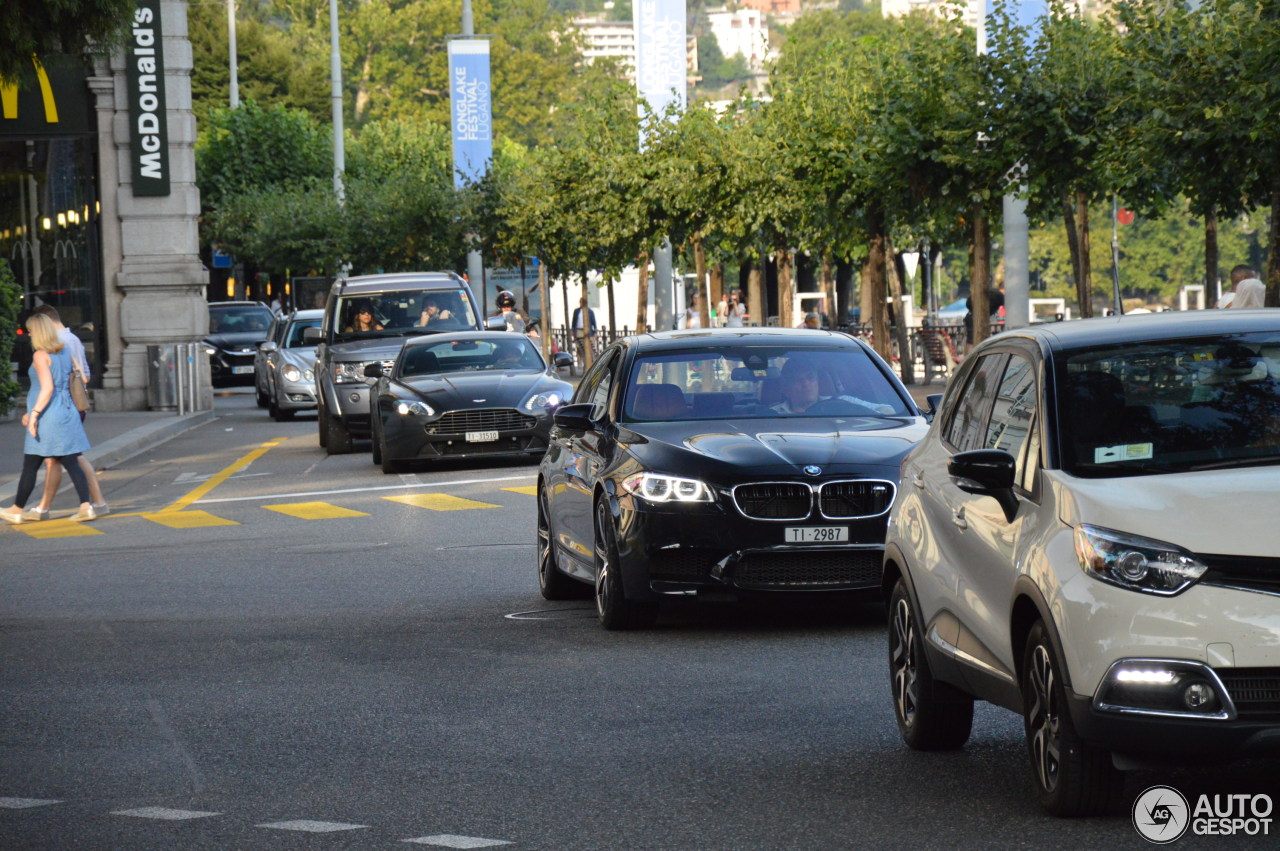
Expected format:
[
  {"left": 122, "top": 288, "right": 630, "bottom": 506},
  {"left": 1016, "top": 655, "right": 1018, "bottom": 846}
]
[
  {"left": 1074, "top": 524, "right": 1208, "bottom": 596},
  {"left": 332, "top": 362, "right": 363, "bottom": 384},
  {"left": 622, "top": 473, "right": 714, "bottom": 503}
]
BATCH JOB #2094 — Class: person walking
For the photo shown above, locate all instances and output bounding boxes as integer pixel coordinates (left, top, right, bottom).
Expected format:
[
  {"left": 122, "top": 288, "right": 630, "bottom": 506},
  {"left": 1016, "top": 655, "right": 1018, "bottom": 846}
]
[
  {"left": 23, "top": 306, "right": 108, "bottom": 519},
  {"left": 1, "top": 314, "right": 97, "bottom": 524},
  {"left": 1227, "top": 274, "right": 1266, "bottom": 310},
  {"left": 1217, "top": 265, "right": 1256, "bottom": 309},
  {"left": 724, "top": 292, "right": 746, "bottom": 328}
]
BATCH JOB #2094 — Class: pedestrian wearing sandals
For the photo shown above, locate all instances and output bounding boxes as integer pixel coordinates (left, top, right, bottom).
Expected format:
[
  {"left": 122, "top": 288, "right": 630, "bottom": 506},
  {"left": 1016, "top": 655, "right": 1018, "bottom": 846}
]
[
  {"left": 0, "top": 313, "right": 98, "bottom": 524},
  {"left": 20, "top": 306, "right": 109, "bottom": 519}
]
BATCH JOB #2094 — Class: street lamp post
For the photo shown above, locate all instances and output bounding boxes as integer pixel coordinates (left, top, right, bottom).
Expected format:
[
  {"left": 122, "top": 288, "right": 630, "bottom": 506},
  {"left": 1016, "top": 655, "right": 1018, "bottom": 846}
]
[
  {"left": 227, "top": 0, "right": 238, "bottom": 108},
  {"left": 330, "top": 0, "right": 345, "bottom": 202}
]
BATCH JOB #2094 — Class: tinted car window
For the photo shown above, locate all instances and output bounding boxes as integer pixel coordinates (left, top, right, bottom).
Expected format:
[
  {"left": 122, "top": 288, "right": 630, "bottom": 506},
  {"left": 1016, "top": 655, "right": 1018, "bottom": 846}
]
[
  {"left": 983, "top": 354, "right": 1038, "bottom": 490},
  {"left": 401, "top": 338, "right": 543, "bottom": 376},
  {"left": 622, "top": 346, "right": 910, "bottom": 422},
  {"left": 943, "top": 353, "right": 1008, "bottom": 451},
  {"left": 334, "top": 289, "right": 479, "bottom": 338},
  {"left": 210, "top": 305, "right": 273, "bottom": 334},
  {"left": 1057, "top": 331, "right": 1280, "bottom": 476}
]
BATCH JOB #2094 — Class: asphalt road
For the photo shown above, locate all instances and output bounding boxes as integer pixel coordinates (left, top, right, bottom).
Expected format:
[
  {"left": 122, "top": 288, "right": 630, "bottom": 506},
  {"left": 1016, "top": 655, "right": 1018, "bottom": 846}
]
[{"left": 1, "top": 390, "right": 1275, "bottom": 850}]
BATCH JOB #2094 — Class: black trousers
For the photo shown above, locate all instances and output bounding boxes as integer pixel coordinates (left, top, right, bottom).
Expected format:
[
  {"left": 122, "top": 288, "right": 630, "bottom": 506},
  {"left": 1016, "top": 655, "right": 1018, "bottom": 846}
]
[{"left": 14, "top": 453, "right": 90, "bottom": 508}]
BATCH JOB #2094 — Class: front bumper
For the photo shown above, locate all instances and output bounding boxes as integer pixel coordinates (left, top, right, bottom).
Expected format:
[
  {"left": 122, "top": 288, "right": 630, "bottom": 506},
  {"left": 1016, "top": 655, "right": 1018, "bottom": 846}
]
[
  {"left": 384, "top": 408, "right": 552, "bottom": 462},
  {"left": 613, "top": 498, "right": 889, "bottom": 602},
  {"left": 210, "top": 352, "right": 256, "bottom": 384},
  {"left": 275, "top": 376, "right": 317, "bottom": 411}
]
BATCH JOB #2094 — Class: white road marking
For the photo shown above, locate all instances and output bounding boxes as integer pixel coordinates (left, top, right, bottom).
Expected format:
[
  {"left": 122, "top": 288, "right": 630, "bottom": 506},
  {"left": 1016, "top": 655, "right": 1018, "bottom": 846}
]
[
  {"left": 172, "top": 471, "right": 272, "bottom": 485},
  {"left": 192, "top": 473, "right": 535, "bottom": 505},
  {"left": 402, "top": 835, "right": 512, "bottom": 848},
  {"left": 257, "top": 819, "right": 368, "bottom": 832},
  {"left": 0, "top": 798, "right": 61, "bottom": 808},
  {"left": 112, "top": 807, "right": 221, "bottom": 820},
  {"left": 399, "top": 472, "right": 422, "bottom": 486}
]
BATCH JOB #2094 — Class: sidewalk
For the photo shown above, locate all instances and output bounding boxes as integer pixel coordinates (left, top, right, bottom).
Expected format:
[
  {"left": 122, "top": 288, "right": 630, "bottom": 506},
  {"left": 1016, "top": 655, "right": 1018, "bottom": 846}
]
[{"left": 0, "top": 399, "right": 214, "bottom": 507}]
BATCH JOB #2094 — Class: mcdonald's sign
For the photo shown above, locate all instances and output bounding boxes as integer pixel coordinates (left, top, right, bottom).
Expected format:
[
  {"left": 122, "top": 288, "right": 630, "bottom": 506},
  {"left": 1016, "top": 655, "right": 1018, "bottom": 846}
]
[
  {"left": 127, "top": 0, "right": 170, "bottom": 197},
  {"left": 0, "top": 54, "right": 90, "bottom": 137}
]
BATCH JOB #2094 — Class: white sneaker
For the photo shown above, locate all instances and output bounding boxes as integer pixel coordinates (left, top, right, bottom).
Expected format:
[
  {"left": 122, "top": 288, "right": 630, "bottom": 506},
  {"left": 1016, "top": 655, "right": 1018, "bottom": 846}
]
[
  {"left": 21, "top": 508, "right": 50, "bottom": 521},
  {"left": 92, "top": 502, "right": 111, "bottom": 516},
  {"left": 70, "top": 506, "right": 97, "bottom": 522}
]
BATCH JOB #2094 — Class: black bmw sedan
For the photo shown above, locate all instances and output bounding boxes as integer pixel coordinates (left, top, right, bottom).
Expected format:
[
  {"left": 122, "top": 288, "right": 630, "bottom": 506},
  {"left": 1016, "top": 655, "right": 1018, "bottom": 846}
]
[
  {"left": 368, "top": 331, "right": 573, "bottom": 473},
  {"left": 537, "top": 327, "right": 932, "bottom": 629}
]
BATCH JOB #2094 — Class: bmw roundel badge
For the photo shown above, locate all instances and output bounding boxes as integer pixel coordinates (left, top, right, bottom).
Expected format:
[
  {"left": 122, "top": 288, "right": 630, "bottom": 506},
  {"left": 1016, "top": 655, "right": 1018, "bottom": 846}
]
[{"left": 803, "top": 465, "right": 822, "bottom": 477}]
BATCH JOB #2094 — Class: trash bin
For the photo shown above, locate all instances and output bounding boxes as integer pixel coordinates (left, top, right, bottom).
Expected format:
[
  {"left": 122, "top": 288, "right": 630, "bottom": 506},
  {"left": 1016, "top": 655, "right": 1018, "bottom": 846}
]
[{"left": 147, "top": 344, "right": 179, "bottom": 410}]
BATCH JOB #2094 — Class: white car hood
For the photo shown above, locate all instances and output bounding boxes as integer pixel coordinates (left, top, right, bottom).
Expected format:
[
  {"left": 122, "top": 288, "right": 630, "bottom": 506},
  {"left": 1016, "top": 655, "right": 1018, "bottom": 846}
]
[{"left": 1052, "top": 466, "right": 1280, "bottom": 557}]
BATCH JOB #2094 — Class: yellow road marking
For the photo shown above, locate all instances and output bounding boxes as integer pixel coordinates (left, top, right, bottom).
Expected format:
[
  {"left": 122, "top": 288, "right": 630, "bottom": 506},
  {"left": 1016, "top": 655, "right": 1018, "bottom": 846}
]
[
  {"left": 161, "top": 438, "right": 288, "bottom": 514},
  {"left": 18, "top": 520, "right": 104, "bottom": 539},
  {"left": 143, "top": 510, "right": 240, "bottom": 529},
  {"left": 265, "top": 502, "right": 369, "bottom": 520},
  {"left": 502, "top": 486, "right": 538, "bottom": 496},
  {"left": 384, "top": 494, "right": 500, "bottom": 511}
]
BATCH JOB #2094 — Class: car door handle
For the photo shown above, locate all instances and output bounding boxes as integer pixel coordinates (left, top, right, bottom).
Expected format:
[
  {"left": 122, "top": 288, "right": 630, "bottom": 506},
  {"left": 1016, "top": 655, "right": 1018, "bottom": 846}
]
[
  {"left": 912, "top": 472, "right": 925, "bottom": 489},
  {"left": 952, "top": 507, "right": 967, "bottom": 529}
]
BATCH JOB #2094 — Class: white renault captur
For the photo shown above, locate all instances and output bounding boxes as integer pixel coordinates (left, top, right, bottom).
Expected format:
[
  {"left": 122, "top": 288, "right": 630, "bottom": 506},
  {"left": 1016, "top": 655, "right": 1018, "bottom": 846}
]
[{"left": 882, "top": 311, "right": 1280, "bottom": 816}]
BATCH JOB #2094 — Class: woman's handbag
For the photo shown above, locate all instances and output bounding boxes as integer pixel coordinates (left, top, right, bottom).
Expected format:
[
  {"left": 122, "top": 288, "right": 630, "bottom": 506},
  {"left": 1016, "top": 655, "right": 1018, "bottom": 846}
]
[{"left": 69, "top": 363, "right": 90, "bottom": 412}]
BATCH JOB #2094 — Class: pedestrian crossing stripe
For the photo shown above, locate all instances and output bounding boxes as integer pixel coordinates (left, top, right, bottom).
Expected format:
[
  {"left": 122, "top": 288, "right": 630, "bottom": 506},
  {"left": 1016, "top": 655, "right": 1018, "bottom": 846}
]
[
  {"left": 502, "top": 486, "right": 538, "bottom": 496},
  {"left": 17, "top": 519, "right": 104, "bottom": 539},
  {"left": 384, "top": 494, "right": 500, "bottom": 511},
  {"left": 143, "top": 510, "right": 240, "bottom": 528},
  {"left": 265, "top": 502, "right": 369, "bottom": 520}
]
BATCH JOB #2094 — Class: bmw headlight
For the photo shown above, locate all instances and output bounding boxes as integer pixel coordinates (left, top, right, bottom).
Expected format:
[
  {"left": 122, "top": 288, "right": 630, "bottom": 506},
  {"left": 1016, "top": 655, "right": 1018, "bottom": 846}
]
[
  {"left": 1074, "top": 524, "right": 1208, "bottom": 596},
  {"left": 395, "top": 400, "right": 435, "bottom": 416},
  {"left": 282, "top": 364, "right": 303, "bottom": 383},
  {"left": 333, "top": 362, "right": 363, "bottom": 384},
  {"left": 523, "top": 391, "right": 564, "bottom": 412},
  {"left": 622, "top": 473, "right": 714, "bottom": 503}
]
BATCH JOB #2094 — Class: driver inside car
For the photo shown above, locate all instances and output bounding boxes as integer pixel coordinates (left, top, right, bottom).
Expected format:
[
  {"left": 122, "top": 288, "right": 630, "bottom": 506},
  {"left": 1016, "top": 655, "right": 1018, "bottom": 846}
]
[{"left": 770, "top": 356, "right": 895, "bottom": 415}]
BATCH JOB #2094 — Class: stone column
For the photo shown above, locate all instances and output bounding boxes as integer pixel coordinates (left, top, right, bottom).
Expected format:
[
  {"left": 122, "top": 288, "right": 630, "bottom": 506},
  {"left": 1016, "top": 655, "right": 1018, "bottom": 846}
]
[{"left": 97, "top": 0, "right": 210, "bottom": 411}]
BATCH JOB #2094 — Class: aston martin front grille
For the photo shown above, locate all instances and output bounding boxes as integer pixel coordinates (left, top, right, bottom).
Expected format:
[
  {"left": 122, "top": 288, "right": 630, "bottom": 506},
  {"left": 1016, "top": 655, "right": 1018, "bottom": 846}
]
[
  {"left": 819, "top": 480, "right": 895, "bottom": 519},
  {"left": 732, "top": 483, "right": 812, "bottom": 520},
  {"left": 430, "top": 408, "right": 536, "bottom": 434}
]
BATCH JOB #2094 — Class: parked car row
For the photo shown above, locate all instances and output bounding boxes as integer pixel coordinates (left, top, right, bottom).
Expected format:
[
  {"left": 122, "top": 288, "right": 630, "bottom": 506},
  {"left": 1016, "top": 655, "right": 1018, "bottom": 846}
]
[{"left": 219, "top": 275, "right": 1280, "bottom": 818}]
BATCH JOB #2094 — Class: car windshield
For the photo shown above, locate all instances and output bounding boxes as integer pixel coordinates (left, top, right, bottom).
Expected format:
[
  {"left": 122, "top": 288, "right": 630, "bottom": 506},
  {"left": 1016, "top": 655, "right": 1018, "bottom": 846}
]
[
  {"left": 285, "top": 318, "right": 321, "bottom": 348},
  {"left": 334, "top": 289, "right": 478, "bottom": 340},
  {"left": 622, "top": 346, "right": 911, "bottom": 421},
  {"left": 1057, "top": 331, "right": 1280, "bottom": 477},
  {"left": 400, "top": 337, "right": 544, "bottom": 377},
  {"left": 209, "top": 305, "right": 273, "bottom": 334}
]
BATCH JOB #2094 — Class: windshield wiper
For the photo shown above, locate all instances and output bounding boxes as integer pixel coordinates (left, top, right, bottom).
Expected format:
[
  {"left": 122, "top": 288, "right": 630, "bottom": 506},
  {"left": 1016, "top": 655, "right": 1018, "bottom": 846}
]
[{"left": 1186, "top": 454, "right": 1280, "bottom": 472}]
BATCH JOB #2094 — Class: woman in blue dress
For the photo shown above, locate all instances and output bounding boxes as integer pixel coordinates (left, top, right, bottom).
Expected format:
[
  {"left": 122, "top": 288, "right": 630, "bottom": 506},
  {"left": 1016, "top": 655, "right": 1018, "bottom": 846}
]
[{"left": 1, "top": 314, "right": 97, "bottom": 523}]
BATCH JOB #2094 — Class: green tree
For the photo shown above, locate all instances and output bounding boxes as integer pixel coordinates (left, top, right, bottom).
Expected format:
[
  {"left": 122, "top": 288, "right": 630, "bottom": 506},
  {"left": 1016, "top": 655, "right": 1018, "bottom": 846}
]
[
  {"left": 0, "top": 259, "right": 22, "bottom": 416},
  {"left": 0, "top": 0, "right": 133, "bottom": 83},
  {"left": 196, "top": 100, "right": 332, "bottom": 211}
]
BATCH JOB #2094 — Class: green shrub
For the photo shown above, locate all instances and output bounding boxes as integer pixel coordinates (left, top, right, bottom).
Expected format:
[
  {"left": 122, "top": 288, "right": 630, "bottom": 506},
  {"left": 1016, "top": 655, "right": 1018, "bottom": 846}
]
[{"left": 0, "top": 259, "right": 21, "bottom": 416}]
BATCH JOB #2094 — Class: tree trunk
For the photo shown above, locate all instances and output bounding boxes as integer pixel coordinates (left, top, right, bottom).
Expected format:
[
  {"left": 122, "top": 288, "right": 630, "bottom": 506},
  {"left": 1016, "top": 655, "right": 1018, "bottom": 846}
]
[
  {"left": 710, "top": 263, "right": 725, "bottom": 326},
  {"left": 1074, "top": 189, "right": 1093, "bottom": 318},
  {"left": 776, "top": 248, "right": 794, "bottom": 329},
  {"left": 538, "top": 262, "right": 550, "bottom": 361},
  {"left": 859, "top": 256, "right": 874, "bottom": 333},
  {"left": 866, "top": 206, "right": 891, "bottom": 362},
  {"left": 747, "top": 261, "right": 763, "bottom": 327},
  {"left": 820, "top": 251, "right": 837, "bottom": 329},
  {"left": 970, "top": 206, "right": 991, "bottom": 345},
  {"left": 560, "top": 272, "right": 572, "bottom": 370},
  {"left": 636, "top": 253, "right": 650, "bottom": 334},
  {"left": 1204, "top": 209, "right": 1219, "bottom": 305},
  {"left": 1268, "top": 177, "right": 1280, "bottom": 307},
  {"left": 1059, "top": 194, "right": 1080, "bottom": 307},
  {"left": 694, "top": 235, "right": 709, "bottom": 327},
  {"left": 886, "top": 243, "right": 914, "bottom": 385},
  {"left": 606, "top": 275, "right": 617, "bottom": 340}
]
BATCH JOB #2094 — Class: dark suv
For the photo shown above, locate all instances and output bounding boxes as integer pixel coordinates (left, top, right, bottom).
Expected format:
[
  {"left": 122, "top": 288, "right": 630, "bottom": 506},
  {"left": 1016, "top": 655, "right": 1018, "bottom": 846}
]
[
  {"left": 307, "top": 272, "right": 491, "bottom": 454},
  {"left": 206, "top": 301, "right": 275, "bottom": 387}
]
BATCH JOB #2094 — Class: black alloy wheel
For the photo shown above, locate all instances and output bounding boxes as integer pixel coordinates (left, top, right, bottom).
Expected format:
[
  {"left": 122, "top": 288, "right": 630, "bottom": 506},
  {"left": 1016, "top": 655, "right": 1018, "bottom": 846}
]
[
  {"left": 538, "top": 486, "right": 585, "bottom": 600},
  {"left": 888, "top": 579, "right": 974, "bottom": 750},
  {"left": 1021, "top": 621, "right": 1123, "bottom": 816},
  {"left": 593, "top": 499, "right": 657, "bottom": 630}
]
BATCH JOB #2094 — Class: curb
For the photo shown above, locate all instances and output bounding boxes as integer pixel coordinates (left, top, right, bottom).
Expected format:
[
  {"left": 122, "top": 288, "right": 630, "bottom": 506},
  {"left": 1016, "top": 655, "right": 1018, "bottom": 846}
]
[{"left": 0, "top": 410, "right": 217, "bottom": 506}]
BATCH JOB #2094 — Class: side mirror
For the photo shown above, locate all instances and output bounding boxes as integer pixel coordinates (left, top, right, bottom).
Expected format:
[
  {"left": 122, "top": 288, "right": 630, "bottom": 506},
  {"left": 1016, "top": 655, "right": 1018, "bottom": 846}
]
[
  {"left": 948, "top": 449, "right": 1018, "bottom": 522},
  {"left": 922, "top": 392, "right": 943, "bottom": 422},
  {"left": 485, "top": 316, "right": 506, "bottom": 331},
  {"left": 302, "top": 327, "right": 323, "bottom": 343},
  {"left": 554, "top": 352, "right": 573, "bottom": 369},
  {"left": 259, "top": 341, "right": 278, "bottom": 353},
  {"left": 363, "top": 362, "right": 384, "bottom": 378},
  {"left": 552, "top": 402, "right": 596, "bottom": 433}
]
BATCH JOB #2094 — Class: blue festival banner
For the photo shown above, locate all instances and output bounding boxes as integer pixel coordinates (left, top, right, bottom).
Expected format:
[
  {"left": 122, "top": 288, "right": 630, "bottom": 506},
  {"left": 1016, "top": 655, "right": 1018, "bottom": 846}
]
[
  {"left": 633, "top": 0, "right": 686, "bottom": 138},
  {"left": 448, "top": 38, "right": 492, "bottom": 188}
]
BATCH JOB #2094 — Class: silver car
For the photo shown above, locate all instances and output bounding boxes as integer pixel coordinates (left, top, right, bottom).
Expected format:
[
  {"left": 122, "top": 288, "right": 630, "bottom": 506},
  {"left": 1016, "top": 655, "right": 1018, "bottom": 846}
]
[{"left": 254, "top": 308, "right": 323, "bottom": 421}]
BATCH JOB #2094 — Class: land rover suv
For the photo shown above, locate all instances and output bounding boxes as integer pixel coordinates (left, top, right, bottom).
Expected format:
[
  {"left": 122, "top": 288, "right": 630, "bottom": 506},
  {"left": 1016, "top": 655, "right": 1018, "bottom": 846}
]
[{"left": 307, "top": 272, "right": 490, "bottom": 454}]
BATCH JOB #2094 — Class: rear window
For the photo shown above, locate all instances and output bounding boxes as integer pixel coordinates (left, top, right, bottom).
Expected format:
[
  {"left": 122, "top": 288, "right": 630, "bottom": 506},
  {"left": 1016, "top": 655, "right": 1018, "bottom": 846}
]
[
  {"left": 1056, "top": 332, "right": 1280, "bottom": 476},
  {"left": 622, "top": 346, "right": 910, "bottom": 422}
]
